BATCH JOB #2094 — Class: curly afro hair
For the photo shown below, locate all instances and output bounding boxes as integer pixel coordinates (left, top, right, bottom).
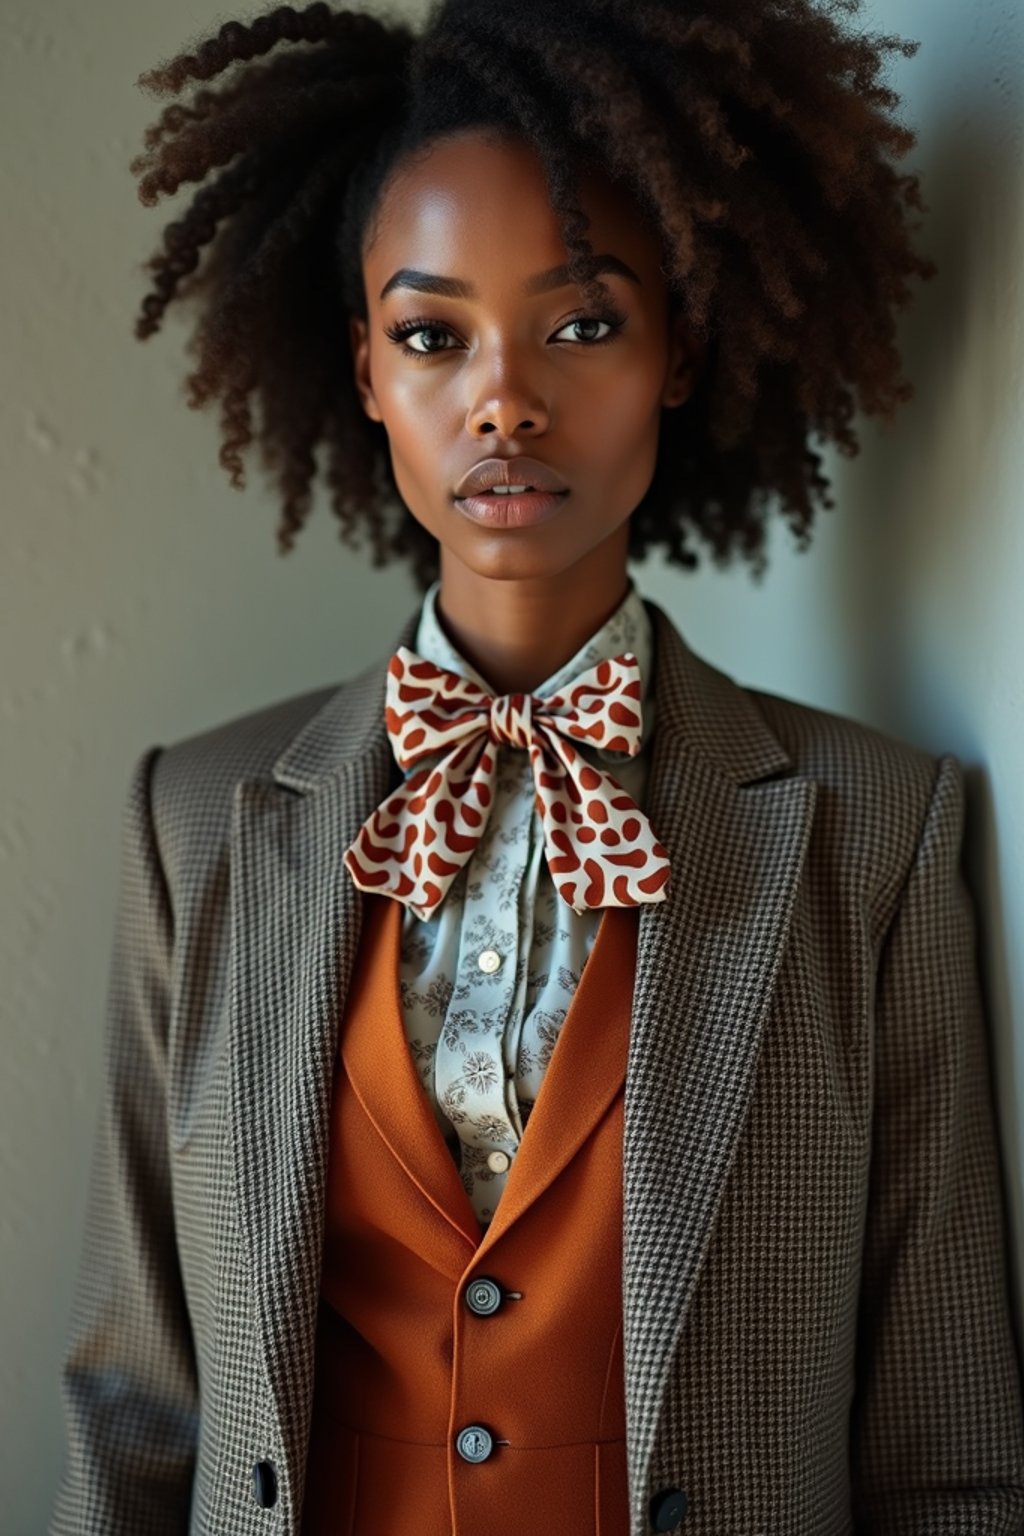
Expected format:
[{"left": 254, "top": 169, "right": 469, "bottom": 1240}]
[{"left": 130, "top": 0, "right": 936, "bottom": 592}]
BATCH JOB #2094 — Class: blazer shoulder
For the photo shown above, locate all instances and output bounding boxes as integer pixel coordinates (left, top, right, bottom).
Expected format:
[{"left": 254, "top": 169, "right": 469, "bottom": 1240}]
[
  {"left": 144, "top": 679, "right": 345, "bottom": 886},
  {"left": 744, "top": 683, "right": 954, "bottom": 921},
  {"left": 747, "top": 683, "right": 941, "bottom": 794}
]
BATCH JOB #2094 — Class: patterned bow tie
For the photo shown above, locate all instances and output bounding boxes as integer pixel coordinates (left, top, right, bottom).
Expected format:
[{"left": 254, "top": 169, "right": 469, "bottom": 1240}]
[{"left": 343, "top": 646, "right": 672, "bottom": 921}]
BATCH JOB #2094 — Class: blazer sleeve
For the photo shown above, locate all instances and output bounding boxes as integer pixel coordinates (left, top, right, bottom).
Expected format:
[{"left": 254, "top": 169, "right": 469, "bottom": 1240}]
[
  {"left": 49, "top": 746, "right": 198, "bottom": 1535},
  {"left": 850, "top": 751, "right": 1024, "bottom": 1532}
]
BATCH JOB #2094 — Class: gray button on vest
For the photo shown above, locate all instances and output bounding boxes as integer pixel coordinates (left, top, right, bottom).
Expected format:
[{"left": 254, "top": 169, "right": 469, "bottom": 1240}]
[
  {"left": 464, "top": 1276, "right": 503, "bottom": 1315},
  {"left": 455, "top": 1424, "right": 494, "bottom": 1462}
]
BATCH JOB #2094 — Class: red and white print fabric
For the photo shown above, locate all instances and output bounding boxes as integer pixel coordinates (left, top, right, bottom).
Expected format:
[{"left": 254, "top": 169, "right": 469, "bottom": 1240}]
[{"left": 344, "top": 646, "right": 672, "bottom": 920}]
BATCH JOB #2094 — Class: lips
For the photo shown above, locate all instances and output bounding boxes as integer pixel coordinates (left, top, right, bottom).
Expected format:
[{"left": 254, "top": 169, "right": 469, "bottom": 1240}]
[{"left": 454, "top": 456, "right": 569, "bottom": 499}]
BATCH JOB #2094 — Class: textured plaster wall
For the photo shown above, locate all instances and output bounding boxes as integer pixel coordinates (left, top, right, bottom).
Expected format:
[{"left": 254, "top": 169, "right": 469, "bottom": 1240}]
[{"left": 2, "top": 0, "right": 1022, "bottom": 1525}]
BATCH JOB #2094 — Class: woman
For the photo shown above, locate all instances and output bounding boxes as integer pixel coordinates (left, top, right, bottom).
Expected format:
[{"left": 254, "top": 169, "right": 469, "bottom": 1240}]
[{"left": 50, "top": 1, "right": 1024, "bottom": 1533}]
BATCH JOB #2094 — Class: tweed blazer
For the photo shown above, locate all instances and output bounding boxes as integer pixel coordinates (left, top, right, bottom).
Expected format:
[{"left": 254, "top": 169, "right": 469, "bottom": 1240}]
[{"left": 49, "top": 596, "right": 1024, "bottom": 1536}]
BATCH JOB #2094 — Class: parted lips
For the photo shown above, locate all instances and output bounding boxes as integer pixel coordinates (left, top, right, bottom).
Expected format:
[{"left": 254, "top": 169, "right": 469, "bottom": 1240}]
[{"left": 343, "top": 646, "right": 672, "bottom": 921}]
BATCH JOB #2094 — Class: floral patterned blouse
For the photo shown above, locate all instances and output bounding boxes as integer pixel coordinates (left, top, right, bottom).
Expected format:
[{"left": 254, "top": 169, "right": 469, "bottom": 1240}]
[{"left": 391, "top": 576, "right": 656, "bottom": 1230}]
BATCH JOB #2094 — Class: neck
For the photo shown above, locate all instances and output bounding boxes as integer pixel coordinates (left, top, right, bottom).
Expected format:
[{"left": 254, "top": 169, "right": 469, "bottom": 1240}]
[{"left": 434, "top": 550, "right": 632, "bottom": 696}]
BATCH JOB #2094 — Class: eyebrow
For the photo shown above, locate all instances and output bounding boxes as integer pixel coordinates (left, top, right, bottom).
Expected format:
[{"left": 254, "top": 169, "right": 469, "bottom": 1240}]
[{"left": 379, "top": 253, "right": 642, "bottom": 303}]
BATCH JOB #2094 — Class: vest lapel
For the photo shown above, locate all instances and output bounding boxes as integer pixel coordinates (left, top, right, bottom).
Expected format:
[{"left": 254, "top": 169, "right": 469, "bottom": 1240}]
[
  {"left": 226, "top": 597, "right": 817, "bottom": 1518},
  {"left": 336, "top": 890, "right": 483, "bottom": 1257},
  {"left": 477, "top": 901, "right": 639, "bottom": 1255}
]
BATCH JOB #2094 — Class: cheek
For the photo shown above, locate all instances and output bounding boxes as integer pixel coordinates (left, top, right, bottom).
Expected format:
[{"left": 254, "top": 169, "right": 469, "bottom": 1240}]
[
  {"left": 372, "top": 370, "right": 448, "bottom": 480},
  {"left": 588, "top": 378, "right": 660, "bottom": 441},
  {"left": 583, "top": 378, "right": 665, "bottom": 518},
  {"left": 578, "top": 334, "right": 666, "bottom": 424},
  {"left": 374, "top": 360, "right": 437, "bottom": 426},
  {"left": 571, "top": 361, "right": 664, "bottom": 473}
]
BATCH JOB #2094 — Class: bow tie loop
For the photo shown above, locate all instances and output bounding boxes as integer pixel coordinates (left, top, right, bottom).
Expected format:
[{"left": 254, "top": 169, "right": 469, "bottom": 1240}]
[
  {"left": 489, "top": 691, "right": 533, "bottom": 749},
  {"left": 344, "top": 645, "right": 671, "bottom": 920}
]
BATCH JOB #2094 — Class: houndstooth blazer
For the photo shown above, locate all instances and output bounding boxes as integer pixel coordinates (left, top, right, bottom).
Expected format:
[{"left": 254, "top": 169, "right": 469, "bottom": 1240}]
[{"left": 49, "top": 595, "right": 1024, "bottom": 1536}]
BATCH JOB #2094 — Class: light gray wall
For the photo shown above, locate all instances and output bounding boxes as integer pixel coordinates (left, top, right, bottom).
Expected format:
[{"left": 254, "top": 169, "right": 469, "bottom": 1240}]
[{"left": 3, "top": 0, "right": 1022, "bottom": 1526}]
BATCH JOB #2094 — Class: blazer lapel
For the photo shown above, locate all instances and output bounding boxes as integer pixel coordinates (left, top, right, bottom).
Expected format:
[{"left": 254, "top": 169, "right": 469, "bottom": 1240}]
[
  {"left": 227, "top": 613, "right": 418, "bottom": 1503},
  {"left": 620, "top": 607, "right": 818, "bottom": 1505},
  {"left": 226, "top": 597, "right": 817, "bottom": 1515}
]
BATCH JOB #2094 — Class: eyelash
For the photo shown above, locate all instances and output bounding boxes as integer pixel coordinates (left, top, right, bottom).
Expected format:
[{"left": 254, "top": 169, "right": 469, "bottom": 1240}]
[{"left": 382, "top": 307, "right": 629, "bottom": 359}]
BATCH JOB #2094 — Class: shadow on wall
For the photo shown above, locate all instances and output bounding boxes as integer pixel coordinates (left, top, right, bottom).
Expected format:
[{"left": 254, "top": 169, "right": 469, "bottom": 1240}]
[{"left": 832, "top": 95, "right": 1024, "bottom": 1350}]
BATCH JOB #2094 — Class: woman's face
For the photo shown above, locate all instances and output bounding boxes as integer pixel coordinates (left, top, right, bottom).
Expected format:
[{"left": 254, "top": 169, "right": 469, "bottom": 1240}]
[{"left": 350, "top": 128, "right": 702, "bottom": 584}]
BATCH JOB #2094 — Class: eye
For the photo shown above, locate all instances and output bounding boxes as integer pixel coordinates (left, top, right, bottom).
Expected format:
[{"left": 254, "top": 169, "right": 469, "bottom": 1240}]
[
  {"left": 383, "top": 318, "right": 457, "bottom": 356},
  {"left": 383, "top": 308, "right": 628, "bottom": 359},
  {"left": 551, "top": 311, "right": 627, "bottom": 345}
]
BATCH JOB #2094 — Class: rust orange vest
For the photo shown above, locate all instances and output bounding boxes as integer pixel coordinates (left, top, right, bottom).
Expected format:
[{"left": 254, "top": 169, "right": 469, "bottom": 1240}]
[{"left": 302, "top": 889, "right": 639, "bottom": 1536}]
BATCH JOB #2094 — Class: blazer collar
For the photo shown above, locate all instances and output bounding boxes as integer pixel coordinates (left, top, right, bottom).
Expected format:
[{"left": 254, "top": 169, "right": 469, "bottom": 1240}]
[{"left": 270, "top": 595, "right": 793, "bottom": 795}]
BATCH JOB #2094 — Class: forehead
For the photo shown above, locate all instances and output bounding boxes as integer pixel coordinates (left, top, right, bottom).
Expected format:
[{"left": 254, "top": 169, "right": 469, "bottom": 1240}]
[{"left": 363, "top": 129, "right": 660, "bottom": 294}]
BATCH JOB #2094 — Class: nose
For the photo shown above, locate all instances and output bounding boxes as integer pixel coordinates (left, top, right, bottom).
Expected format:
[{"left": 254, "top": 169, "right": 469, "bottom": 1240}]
[{"left": 464, "top": 350, "right": 551, "bottom": 437}]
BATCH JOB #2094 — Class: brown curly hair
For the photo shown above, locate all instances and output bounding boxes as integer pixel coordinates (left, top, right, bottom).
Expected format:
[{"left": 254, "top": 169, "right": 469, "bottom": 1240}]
[{"left": 130, "top": 0, "right": 936, "bottom": 592}]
